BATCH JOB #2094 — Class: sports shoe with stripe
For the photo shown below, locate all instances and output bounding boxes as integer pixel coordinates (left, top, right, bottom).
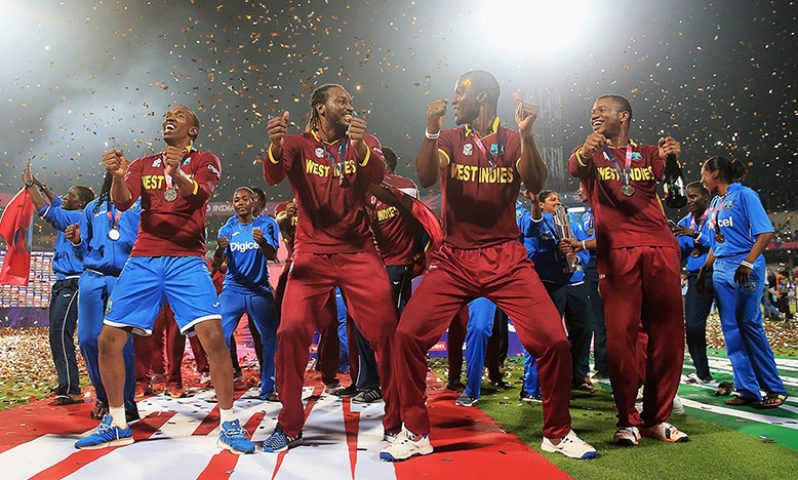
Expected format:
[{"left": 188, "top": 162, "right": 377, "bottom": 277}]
[
  {"left": 379, "top": 427, "right": 433, "bottom": 462},
  {"left": 352, "top": 388, "right": 382, "bottom": 404},
  {"left": 540, "top": 430, "right": 598, "bottom": 460},
  {"left": 74, "top": 415, "right": 133, "bottom": 450},
  {"left": 218, "top": 419, "right": 255, "bottom": 454},
  {"left": 641, "top": 422, "right": 689, "bottom": 443},
  {"left": 263, "top": 424, "right": 303, "bottom": 453},
  {"left": 455, "top": 392, "right": 478, "bottom": 407},
  {"left": 612, "top": 426, "right": 641, "bottom": 446}
]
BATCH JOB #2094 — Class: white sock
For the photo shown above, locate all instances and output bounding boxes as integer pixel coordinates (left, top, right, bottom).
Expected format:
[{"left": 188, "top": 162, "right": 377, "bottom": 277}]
[
  {"left": 220, "top": 407, "right": 236, "bottom": 424},
  {"left": 109, "top": 406, "right": 127, "bottom": 428}
]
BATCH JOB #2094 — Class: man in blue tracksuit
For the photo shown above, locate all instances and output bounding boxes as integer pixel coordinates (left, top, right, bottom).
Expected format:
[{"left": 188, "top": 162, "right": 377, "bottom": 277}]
[
  {"left": 699, "top": 156, "right": 787, "bottom": 408},
  {"left": 22, "top": 166, "right": 94, "bottom": 405},
  {"left": 528, "top": 191, "right": 593, "bottom": 391},
  {"left": 67, "top": 175, "right": 141, "bottom": 420},
  {"left": 455, "top": 200, "right": 535, "bottom": 406},
  {"left": 216, "top": 187, "right": 280, "bottom": 400},
  {"left": 673, "top": 181, "right": 715, "bottom": 383}
]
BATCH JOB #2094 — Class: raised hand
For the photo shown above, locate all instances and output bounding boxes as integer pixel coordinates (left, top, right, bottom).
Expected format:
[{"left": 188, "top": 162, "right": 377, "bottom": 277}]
[
  {"left": 217, "top": 236, "right": 229, "bottom": 250},
  {"left": 163, "top": 145, "right": 183, "bottom": 177},
  {"left": 658, "top": 136, "right": 681, "bottom": 158},
  {"left": 513, "top": 92, "right": 539, "bottom": 139},
  {"left": 65, "top": 223, "right": 81, "bottom": 244},
  {"left": 347, "top": 116, "right": 368, "bottom": 149},
  {"left": 102, "top": 150, "right": 128, "bottom": 178},
  {"left": 285, "top": 200, "right": 298, "bottom": 218},
  {"left": 580, "top": 132, "right": 608, "bottom": 159},
  {"left": 268, "top": 111, "right": 290, "bottom": 151},
  {"left": 426, "top": 99, "right": 448, "bottom": 134}
]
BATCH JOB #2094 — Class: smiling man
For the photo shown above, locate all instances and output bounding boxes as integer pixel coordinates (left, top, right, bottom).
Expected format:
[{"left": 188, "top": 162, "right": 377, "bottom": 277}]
[
  {"left": 74, "top": 106, "right": 255, "bottom": 455},
  {"left": 569, "top": 94, "right": 688, "bottom": 447}
]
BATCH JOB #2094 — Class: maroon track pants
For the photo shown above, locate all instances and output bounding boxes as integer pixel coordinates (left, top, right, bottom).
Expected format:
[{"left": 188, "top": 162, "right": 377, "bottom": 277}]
[
  {"left": 395, "top": 241, "right": 572, "bottom": 439},
  {"left": 277, "top": 250, "right": 399, "bottom": 437},
  {"left": 598, "top": 246, "right": 684, "bottom": 428}
]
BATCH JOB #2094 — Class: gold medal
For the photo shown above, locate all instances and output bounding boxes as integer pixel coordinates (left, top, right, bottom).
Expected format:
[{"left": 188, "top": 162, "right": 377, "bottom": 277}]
[
  {"left": 715, "top": 232, "right": 725, "bottom": 243},
  {"left": 621, "top": 185, "right": 635, "bottom": 197}
]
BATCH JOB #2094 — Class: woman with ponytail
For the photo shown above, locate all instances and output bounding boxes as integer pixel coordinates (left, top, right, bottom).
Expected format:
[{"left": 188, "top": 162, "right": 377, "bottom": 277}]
[
  {"left": 66, "top": 172, "right": 142, "bottom": 421},
  {"left": 698, "top": 156, "right": 787, "bottom": 408}
]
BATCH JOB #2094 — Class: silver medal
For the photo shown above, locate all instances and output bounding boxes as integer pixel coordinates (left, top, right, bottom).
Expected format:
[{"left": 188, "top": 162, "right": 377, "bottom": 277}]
[
  {"left": 108, "top": 229, "right": 121, "bottom": 241},
  {"left": 164, "top": 188, "right": 178, "bottom": 202},
  {"left": 620, "top": 185, "right": 635, "bottom": 197}
]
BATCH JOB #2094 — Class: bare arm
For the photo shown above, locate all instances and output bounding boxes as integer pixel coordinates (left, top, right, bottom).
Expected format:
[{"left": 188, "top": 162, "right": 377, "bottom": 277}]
[
  {"left": 22, "top": 165, "right": 48, "bottom": 211},
  {"left": 416, "top": 99, "right": 449, "bottom": 188},
  {"left": 515, "top": 98, "right": 547, "bottom": 193}
]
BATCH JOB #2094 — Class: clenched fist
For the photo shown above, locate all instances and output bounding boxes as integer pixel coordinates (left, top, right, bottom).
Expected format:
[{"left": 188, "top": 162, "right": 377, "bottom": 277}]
[
  {"left": 426, "top": 99, "right": 448, "bottom": 134},
  {"left": 65, "top": 223, "right": 81, "bottom": 245}
]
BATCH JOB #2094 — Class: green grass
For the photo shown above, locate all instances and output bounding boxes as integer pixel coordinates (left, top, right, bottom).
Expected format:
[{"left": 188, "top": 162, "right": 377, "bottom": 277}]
[{"left": 432, "top": 357, "right": 798, "bottom": 480}]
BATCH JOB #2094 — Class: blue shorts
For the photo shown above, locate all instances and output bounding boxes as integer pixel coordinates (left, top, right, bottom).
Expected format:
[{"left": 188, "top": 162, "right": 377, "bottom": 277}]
[{"left": 104, "top": 256, "right": 221, "bottom": 336}]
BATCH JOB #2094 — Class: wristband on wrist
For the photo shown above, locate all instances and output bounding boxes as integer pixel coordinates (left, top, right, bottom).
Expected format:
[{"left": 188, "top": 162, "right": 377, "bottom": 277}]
[
  {"left": 424, "top": 129, "right": 440, "bottom": 140},
  {"left": 581, "top": 240, "right": 587, "bottom": 251},
  {"left": 740, "top": 260, "right": 754, "bottom": 269}
]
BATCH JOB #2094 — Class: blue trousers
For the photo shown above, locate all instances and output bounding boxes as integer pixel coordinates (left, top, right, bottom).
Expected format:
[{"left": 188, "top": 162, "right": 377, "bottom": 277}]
[
  {"left": 584, "top": 262, "right": 608, "bottom": 374},
  {"left": 713, "top": 255, "right": 786, "bottom": 400},
  {"left": 77, "top": 271, "right": 137, "bottom": 412},
  {"left": 220, "top": 287, "right": 279, "bottom": 398},
  {"left": 464, "top": 297, "right": 497, "bottom": 398},
  {"left": 685, "top": 270, "right": 715, "bottom": 381},
  {"left": 49, "top": 278, "right": 81, "bottom": 396},
  {"left": 522, "top": 351, "right": 541, "bottom": 395}
]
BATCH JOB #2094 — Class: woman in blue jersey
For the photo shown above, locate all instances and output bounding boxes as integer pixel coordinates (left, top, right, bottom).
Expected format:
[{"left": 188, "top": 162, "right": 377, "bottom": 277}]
[
  {"left": 698, "top": 156, "right": 787, "bottom": 408},
  {"left": 66, "top": 173, "right": 141, "bottom": 420},
  {"left": 217, "top": 187, "right": 280, "bottom": 400}
]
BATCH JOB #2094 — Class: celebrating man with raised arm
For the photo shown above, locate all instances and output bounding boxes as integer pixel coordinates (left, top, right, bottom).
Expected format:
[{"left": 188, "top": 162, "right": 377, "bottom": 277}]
[
  {"left": 75, "top": 106, "right": 255, "bottom": 455},
  {"left": 262, "top": 84, "right": 400, "bottom": 453},
  {"left": 383, "top": 71, "right": 597, "bottom": 462}
]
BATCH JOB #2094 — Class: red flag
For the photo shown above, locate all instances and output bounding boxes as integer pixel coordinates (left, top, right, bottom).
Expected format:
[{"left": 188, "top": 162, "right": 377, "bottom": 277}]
[{"left": 0, "top": 189, "right": 35, "bottom": 285}]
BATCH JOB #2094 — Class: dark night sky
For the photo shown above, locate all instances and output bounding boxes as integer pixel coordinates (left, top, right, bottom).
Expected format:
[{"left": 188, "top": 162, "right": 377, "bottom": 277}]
[{"left": 1, "top": 0, "right": 797, "bottom": 213}]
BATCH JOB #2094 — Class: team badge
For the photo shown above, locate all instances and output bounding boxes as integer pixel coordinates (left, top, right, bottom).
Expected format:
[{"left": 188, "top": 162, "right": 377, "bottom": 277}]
[
  {"left": 723, "top": 199, "right": 734, "bottom": 210},
  {"left": 152, "top": 158, "right": 162, "bottom": 167},
  {"left": 490, "top": 144, "right": 504, "bottom": 155},
  {"left": 631, "top": 152, "right": 643, "bottom": 161},
  {"left": 463, "top": 144, "right": 473, "bottom": 156},
  {"left": 315, "top": 148, "right": 325, "bottom": 158}
]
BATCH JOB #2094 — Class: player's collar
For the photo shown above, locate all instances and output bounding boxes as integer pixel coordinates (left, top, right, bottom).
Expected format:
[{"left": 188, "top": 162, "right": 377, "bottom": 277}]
[
  {"left": 464, "top": 115, "right": 500, "bottom": 138},
  {"left": 310, "top": 128, "right": 342, "bottom": 145}
]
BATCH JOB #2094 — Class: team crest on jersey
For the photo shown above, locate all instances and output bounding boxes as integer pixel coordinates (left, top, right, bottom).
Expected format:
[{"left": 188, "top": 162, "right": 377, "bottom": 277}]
[
  {"left": 723, "top": 199, "right": 734, "bottom": 210},
  {"left": 463, "top": 144, "right": 473, "bottom": 156},
  {"left": 151, "top": 158, "right": 162, "bottom": 167},
  {"left": 631, "top": 152, "right": 643, "bottom": 161},
  {"left": 315, "top": 148, "right": 325, "bottom": 158}
]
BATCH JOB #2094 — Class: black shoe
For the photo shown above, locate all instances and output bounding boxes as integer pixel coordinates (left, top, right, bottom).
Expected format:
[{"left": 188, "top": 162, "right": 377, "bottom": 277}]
[
  {"left": 445, "top": 380, "right": 466, "bottom": 392},
  {"left": 519, "top": 390, "right": 542, "bottom": 403},
  {"left": 491, "top": 380, "right": 512, "bottom": 390},
  {"left": 126, "top": 406, "right": 141, "bottom": 423},
  {"left": 329, "top": 384, "right": 359, "bottom": 397}
]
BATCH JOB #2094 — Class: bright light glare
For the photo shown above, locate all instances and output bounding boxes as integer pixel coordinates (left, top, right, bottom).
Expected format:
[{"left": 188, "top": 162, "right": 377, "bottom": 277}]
[{"left": 478, "top": 0, "right": 589, "bottom": 55}]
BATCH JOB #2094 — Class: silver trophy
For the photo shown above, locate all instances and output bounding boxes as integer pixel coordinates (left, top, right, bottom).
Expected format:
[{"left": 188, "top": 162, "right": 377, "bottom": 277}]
[{"left": 553, "top": 205, "right": 580, "bottom": 274}]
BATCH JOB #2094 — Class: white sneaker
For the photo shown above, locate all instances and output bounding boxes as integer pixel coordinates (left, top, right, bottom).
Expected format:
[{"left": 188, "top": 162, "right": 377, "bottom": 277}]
[
  {"left": 671, "top": 395, "right": 686, "bottom": 416},
  {"left": 685, "top": 373, "right": 712, "bottom": 385},
  {"left": 641, "top": 422, "right": 689, "bottom": 443},
  {"left": 383, "top": 431, "right": 399, "bottom": 443},
  {"left": 612, "top": 426, "right": 641, "bottom": 446},
  {"left": 379, "top": 427, "right": 433, "bottom": 462},
  {"left": 540, "top": 430, "right": 598, "bottom": 460}
]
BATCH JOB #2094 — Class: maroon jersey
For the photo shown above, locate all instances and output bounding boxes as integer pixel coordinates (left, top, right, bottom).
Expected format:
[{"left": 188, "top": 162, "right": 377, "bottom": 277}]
[
  {"left": 274, "top": 200, "right": 298, "bottom": 258},
  {"left": 264, "top": 131, "right": 386, "bottom": 254},
  {"left": 366, "top": 172, "right": 419, "bottom": 266},
  {"left": 437, "top": 121, "right": 522, "bottom": 248},
  {"left": 114, "top": 149, "right": 220, "bottom": 257},
  {"left": 568, "top": 140, "right": 678, "bottom": 253}
]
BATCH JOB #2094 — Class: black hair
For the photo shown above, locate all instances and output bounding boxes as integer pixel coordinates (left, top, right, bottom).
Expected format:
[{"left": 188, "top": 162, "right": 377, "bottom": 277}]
[
  {"left": 308, "top": 83, "right": 345, "bottom": 132},
  {"left": 93, "top": 172, "right": 113, "bottom": 214},
  {"left": 251, "top": 187, "right": 266, "bottom": 207},
  {"left": 538, "top": 190, "right": 557, "bottom": 203},
  {"left": 597, "top": 94, "right": 633, "bottom": 122},
  {"left": 702, "top": 156, "right": 747, "bottom": 183},
  {"left": 382, "top": 146, "right": 398, "bottom": 172},
  {"left": 686, "top": 180, "right": 709, "bottom": 197},
  {"left": 461, "top": 70, "right": 500, "bottom": 106},
  {"left": 72, "top": 185, "right": 96, "bottom": 206}
]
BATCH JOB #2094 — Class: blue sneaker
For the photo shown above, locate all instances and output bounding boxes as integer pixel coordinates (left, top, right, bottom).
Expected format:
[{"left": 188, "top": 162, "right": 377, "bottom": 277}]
[
  {"left": 75, "top": 415, "right": 133, "bottom": 450},
  {"left": 218, "top": 419, "right": 255, "bottom": 454},
  {"left": 262, "top": 424, "right": 303, "bottom": 453}
]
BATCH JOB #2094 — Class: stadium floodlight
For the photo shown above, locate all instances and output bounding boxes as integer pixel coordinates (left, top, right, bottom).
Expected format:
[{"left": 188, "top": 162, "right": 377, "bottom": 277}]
[{"left": 477, "top": 0, "right": 589, "bottom": 55}]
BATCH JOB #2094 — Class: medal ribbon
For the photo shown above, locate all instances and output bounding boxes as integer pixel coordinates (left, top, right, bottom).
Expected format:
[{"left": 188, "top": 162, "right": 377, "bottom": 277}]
[
  {"left": 312, "top": 130, "right": 349, "bottom": 178},
  {"left": 711, "top": 195, "right": 725, "bottom": 235},
  {"left": 690, "top": 210, "right": 708, "bottom": 233},
  {"left": 106, "top": 208, "right": 122, "bottom": 230},
  {"left": 602, "top": 143, "right": 633, "bottom": 188},
  {"left": 469, "top": 116, "right": 502, "bottom": 167}
]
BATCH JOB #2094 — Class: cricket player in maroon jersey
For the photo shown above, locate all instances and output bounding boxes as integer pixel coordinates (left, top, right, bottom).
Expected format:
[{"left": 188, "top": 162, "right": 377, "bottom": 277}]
[
  {"left": 262, "top": 83, "right": 400, "bottom": 453},
  {"left": 75, "top": 106, "right": 255, "bottom": 454},
  {"left": 382, "top": 71, "right": 597, "bottom": 462},
  {"left": 568, "top": 94, "right": 689, "bottom": 446}
]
